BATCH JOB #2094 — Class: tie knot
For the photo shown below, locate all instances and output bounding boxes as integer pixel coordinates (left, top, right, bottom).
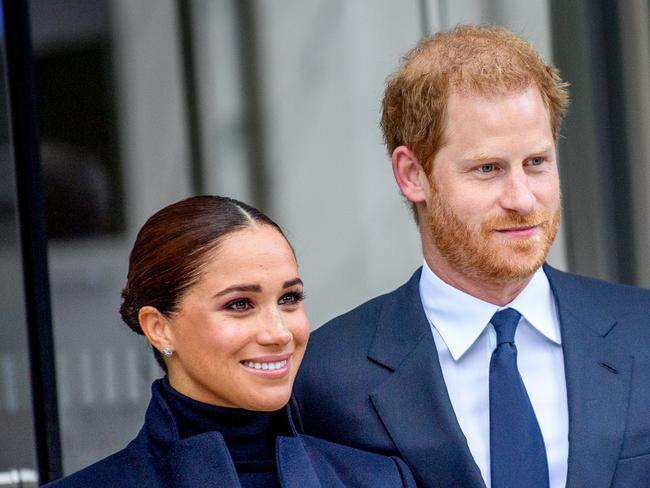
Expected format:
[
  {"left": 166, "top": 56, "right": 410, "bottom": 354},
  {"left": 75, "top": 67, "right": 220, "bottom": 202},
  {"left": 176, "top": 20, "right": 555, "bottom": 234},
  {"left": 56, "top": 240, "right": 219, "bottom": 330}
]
[{"left": 491, "top": 308, "right": 521, "bottom": 344}]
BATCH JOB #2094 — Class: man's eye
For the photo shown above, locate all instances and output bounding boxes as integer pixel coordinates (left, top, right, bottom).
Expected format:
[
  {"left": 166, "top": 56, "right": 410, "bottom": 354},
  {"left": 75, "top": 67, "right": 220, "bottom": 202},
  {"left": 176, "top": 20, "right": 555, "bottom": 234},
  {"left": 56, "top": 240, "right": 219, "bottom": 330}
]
[
  {"left": 479, "top": 163, "right": 495, "bottom": 173},
  {"left": 529, "top": 157, "right": 544, "bottom": 166},
  {"left": 226, "top": 299, "right": 251, "bottom": 311}
]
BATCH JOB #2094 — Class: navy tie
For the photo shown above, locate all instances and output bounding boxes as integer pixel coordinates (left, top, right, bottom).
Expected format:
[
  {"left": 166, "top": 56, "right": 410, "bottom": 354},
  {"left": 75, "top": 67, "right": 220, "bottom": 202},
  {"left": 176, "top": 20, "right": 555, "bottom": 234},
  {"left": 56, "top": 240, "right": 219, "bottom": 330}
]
[{"left": 489, "top": 308, "right": 549, "bottom": 488}]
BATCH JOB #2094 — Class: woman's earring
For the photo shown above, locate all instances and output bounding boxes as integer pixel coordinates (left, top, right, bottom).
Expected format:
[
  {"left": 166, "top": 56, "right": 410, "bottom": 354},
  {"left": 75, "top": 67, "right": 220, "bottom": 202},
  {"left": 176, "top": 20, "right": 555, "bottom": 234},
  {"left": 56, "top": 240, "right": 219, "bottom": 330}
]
[{"left": 162, "top": 346, "right": 173, "bottom": 358}]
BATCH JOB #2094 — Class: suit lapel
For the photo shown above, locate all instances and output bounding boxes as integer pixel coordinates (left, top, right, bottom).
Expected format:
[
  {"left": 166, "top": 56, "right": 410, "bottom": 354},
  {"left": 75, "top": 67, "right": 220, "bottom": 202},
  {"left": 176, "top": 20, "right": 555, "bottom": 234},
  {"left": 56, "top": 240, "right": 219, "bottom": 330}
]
[
  {"left": 368, "top": 269, "right": 485, "bottom": 488},
  {"left": 546, "top": 266, "right": 633, "bottom": 488}
]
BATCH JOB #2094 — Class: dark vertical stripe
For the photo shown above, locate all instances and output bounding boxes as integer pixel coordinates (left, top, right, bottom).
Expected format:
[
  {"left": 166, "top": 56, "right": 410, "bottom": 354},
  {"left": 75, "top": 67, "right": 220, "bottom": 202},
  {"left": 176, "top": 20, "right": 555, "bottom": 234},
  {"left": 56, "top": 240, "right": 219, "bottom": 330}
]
[
  {"left": 176, "top": 0, "right": 204, "bottom": 195},
  {"left": 597, "top": 0, "right": 636, "bottom": 283},
  {"left": 3, "top": 0, "right": 62, "bottom": 482},
  {"left": 550, "top": 0, "right": 635, "bottom": 284},
  {"left": 234, "top": 0, "right": 269, "bottom": 210}
]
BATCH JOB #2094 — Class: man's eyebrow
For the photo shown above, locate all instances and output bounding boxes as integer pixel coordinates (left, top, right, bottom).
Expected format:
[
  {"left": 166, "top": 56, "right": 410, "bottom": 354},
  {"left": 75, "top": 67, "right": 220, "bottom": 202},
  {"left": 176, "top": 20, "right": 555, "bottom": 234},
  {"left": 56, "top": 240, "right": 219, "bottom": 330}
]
[
  {"left": 213, "top": 284, "right": 262, "bottom": 298},
  {"left": 465, "top": 146, "right": 554, "bottom": 162},
  {"left": 466, "top": 153, "right": 499, "bottom": 162},
  {"left": 520, "top": 144, "right": 555, "bottom": 155}
]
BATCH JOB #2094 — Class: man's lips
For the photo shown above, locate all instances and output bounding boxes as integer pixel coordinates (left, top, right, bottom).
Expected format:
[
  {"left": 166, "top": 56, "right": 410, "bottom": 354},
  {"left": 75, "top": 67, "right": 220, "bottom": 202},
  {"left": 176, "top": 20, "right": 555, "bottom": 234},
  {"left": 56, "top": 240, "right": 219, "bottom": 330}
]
[{"left": 494, "top": 224, "right": 540, "bottom": 238}]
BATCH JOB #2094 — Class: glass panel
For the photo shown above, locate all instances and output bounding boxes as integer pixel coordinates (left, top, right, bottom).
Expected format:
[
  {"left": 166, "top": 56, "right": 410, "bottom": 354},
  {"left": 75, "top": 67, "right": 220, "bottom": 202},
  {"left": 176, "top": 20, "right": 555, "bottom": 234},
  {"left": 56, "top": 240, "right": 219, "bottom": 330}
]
[
  {"left": 29, "top": 0, "right": 170, "bottom": 474},
  {"left": 619, "top": 0, "right": 650, "bottom": 286},
  {"left": 0, "top": 1, "right": 39, "bottom": 485},
  {"left": 194, "top": 0, "right": 426, "bottom": 326}
]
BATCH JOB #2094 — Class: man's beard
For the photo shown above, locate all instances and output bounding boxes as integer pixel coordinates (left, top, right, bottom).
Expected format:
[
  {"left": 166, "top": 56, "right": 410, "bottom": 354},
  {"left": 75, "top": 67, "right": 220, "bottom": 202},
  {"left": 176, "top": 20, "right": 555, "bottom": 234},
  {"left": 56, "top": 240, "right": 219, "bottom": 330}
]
[{"left": 426, "top": 187, "right": 560, "bottom": 285}]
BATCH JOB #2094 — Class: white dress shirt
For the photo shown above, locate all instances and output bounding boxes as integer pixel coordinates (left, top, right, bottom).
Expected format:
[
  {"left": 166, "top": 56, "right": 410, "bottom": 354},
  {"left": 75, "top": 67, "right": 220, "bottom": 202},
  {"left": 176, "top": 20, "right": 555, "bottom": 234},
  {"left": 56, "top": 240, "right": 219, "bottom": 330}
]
[{"left": 419, "top": 261, "right": 568, "bottom": 488}]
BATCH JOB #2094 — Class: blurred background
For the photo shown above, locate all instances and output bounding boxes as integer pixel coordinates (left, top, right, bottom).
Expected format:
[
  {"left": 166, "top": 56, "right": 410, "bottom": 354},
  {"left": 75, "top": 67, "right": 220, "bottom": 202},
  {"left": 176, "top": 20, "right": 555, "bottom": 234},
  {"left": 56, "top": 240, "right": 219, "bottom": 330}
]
[{"left": 1, "top": 0, "right": 649, "bottom": 484}]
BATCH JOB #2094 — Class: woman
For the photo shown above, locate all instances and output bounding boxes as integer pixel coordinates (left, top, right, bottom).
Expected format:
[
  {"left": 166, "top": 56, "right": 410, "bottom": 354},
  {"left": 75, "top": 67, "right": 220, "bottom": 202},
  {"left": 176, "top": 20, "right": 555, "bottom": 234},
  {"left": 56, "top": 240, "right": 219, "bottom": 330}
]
[{"left": 46, "top": 195, "right": 416, "bottom": 487}]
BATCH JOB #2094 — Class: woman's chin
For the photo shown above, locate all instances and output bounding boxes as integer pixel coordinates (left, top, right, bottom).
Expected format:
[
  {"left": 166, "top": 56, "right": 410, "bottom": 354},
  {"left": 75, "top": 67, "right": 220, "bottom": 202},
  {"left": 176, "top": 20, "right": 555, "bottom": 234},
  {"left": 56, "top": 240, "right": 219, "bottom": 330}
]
[{"left": 244, "top": 393, "right": 292, "bottom": 412}]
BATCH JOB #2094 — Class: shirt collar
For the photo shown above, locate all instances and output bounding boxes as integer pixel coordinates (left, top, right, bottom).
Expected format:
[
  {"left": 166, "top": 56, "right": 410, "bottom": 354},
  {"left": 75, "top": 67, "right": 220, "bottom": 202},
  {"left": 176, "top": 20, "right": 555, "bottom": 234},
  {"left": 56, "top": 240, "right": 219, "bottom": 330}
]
[
  {"left": 508, "top": 266, "right": 562, "bottom": 346},
  {"left": 418, "top": 261, "right": 561, "bottom": 360}
]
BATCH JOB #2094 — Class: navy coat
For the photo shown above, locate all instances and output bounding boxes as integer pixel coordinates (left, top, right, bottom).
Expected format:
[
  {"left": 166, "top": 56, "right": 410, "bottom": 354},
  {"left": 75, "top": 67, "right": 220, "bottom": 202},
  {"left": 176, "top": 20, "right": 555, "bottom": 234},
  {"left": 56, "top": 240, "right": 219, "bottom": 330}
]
[
  {"left": 294, "top": 265, "right": 650, "bottom": 488},
  {"left": 45, "top": 380, "right": 416, "bottom": 487}
]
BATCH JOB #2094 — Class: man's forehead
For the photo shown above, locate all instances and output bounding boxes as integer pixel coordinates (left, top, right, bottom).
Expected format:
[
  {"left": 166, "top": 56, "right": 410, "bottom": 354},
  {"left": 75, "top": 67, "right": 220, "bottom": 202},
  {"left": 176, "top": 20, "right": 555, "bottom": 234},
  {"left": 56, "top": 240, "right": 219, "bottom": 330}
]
[
  {"left": 447, "top": 84, "right": 540, "bottom": 103},
  {"left": 443, "top": 86, "right": 552, "bottom": 130},
  {"left": 437, "top": 87, "right": 555, "bottom": 156}
]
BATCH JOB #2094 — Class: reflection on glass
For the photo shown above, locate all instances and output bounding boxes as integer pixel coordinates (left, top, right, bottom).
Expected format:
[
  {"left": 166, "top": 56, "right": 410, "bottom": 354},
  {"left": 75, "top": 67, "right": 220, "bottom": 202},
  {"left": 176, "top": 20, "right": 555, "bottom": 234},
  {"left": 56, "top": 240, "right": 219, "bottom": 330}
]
[{"left": 0, "top": 1, "right": 39, "bottom": 485}]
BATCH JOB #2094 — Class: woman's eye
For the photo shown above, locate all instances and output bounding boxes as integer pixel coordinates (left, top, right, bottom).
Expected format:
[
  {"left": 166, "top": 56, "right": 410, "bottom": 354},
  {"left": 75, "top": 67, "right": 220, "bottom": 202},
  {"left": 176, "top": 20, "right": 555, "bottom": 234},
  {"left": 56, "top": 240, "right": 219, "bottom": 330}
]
[
  {"left": 226, "top": 299, "right": 251, "bottom": 311},
  {"left": 279, "top": 291, "right": 304, "bottom": 306},
  {"left": 479, "top": 163, "right": 495, "bottom": 173}
]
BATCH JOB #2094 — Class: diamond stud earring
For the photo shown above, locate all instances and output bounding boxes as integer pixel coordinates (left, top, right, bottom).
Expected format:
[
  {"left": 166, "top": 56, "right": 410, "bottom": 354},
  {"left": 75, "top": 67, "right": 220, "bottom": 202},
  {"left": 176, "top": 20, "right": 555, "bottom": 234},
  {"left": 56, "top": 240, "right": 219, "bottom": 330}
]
[{"left": 162, "top": 346, "right": 173, "bottom": 358}]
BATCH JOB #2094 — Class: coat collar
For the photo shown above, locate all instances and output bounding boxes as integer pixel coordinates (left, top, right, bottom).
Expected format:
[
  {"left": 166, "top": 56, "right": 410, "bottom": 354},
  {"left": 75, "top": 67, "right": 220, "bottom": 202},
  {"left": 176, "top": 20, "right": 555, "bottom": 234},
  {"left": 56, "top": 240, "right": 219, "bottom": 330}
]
[
  {"left": 137, "top": 379, "right": 299, "bottom": 456},
  {"left": 158, "top": 433, "right": 321, "bottom": 488},
  {"left": 131, "top": 380, "right": 315, "bottom": 488},
  {"left": 367, "top": 268, "right": 486, "bottom": 488}
]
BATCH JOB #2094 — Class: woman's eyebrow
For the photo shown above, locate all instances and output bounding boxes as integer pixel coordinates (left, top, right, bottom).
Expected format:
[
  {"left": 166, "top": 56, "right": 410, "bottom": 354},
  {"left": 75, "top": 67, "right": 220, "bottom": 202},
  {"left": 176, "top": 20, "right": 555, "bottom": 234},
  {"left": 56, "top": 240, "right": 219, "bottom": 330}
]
[
  {"left": 212, "top": 278, "right": 303, "bottom": 298},
  {"left": 213, "top": 284, "right": 262, "bottom": 298},
  {"left": 283, "top": 278, "right": 303, "bottom": 289}
]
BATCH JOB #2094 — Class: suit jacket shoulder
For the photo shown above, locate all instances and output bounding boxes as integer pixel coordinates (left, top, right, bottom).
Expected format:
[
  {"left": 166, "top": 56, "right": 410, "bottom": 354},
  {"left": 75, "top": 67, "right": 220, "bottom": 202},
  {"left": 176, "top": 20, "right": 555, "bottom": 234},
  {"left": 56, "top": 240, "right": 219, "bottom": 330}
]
[
  {"left": 545, "top": 264, "right": 650, "bottom": 316},
  {"left": 303, "top": 268, "right": 427, "bottom": 367},
  {"left": 544, "top": 264, "right": 650, "bottom": 354}
]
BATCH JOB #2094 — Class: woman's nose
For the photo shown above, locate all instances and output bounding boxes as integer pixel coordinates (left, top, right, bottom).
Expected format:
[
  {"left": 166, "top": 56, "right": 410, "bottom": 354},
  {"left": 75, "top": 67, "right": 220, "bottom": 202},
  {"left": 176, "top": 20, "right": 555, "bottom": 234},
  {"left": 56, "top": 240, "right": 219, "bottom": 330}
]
[{"left": 257, "top": 309, "right": 293, "bottom": 345}]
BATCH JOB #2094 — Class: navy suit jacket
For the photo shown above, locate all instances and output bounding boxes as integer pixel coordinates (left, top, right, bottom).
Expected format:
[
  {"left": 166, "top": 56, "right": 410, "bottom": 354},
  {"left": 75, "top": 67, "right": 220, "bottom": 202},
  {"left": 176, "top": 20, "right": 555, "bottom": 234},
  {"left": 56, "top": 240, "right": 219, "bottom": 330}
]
[
  {"left": 45, "top": 380, "right": 416, "bottom": 487},
  {"left": 294, "top": 265, "right": 650, "bottom": 487}
]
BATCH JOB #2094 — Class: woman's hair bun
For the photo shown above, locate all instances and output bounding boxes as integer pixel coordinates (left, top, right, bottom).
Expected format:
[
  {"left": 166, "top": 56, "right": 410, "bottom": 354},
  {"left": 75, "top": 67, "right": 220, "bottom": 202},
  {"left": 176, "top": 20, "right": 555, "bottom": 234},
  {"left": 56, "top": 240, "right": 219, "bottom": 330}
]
[{"left": 119, "top": 287, "right": 143, "bottom": 334}]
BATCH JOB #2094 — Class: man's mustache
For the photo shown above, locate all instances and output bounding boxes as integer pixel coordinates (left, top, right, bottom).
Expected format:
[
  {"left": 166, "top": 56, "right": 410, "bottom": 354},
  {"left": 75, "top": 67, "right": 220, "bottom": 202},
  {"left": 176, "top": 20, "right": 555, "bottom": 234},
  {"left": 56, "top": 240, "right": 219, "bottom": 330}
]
[{"left": 481, "top": 210, "right": 550, "bottom": 231}]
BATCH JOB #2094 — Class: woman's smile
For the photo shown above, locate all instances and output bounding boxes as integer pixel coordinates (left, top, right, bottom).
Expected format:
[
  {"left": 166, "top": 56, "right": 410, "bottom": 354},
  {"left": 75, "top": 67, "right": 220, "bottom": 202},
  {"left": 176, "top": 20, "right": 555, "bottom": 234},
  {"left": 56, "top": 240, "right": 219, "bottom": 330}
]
[{"left": 240, "top": 354, "right": 293, "bottom": 378}]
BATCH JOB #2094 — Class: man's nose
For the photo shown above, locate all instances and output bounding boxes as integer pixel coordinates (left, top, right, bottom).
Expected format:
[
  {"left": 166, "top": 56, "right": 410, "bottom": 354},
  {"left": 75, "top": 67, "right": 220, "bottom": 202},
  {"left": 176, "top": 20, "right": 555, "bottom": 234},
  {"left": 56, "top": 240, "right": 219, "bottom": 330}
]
[{"left": 499, "top": 168, "right": 535, "bottom": 214}]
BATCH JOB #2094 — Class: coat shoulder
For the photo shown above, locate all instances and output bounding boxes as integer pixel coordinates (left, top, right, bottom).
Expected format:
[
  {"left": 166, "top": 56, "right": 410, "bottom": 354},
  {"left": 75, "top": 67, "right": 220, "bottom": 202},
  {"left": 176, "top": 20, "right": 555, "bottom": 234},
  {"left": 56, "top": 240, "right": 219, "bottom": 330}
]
[{"left": 42, "top": 446, "right": 159, "bottom": 488}]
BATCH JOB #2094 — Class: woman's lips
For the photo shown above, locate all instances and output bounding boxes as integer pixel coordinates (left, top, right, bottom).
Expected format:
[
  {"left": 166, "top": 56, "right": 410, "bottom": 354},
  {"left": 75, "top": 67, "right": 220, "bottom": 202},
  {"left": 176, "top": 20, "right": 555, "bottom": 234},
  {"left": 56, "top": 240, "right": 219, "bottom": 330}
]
[{"left": 240, "top": 354, "right": 292, "bottom": 378}]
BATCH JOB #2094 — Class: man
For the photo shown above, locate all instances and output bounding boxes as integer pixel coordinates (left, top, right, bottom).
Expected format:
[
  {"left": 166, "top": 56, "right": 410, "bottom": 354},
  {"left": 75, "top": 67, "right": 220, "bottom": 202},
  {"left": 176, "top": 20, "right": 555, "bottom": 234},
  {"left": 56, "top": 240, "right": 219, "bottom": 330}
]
[{"left": 294, "top": 25, "right": 650, "bottom": 488}]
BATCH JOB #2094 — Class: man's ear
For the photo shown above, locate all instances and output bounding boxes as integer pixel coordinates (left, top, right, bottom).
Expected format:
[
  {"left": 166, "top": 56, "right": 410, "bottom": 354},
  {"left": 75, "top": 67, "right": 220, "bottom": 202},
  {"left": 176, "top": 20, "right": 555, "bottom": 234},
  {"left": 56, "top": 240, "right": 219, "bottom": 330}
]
[
  {"left": 138, "top": 306, "right": 173, "bottom": 354},
  {"left": 391, "top": 146, "right": 429, "bottom": 203}
]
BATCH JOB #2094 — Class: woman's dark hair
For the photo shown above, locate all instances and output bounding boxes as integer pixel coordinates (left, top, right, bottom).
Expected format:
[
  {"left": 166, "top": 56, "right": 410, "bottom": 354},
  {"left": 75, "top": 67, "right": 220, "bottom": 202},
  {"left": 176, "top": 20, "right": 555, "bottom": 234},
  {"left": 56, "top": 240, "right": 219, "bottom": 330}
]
[{"left": 119, "top": 195, "right": 287, "bottom": 371}]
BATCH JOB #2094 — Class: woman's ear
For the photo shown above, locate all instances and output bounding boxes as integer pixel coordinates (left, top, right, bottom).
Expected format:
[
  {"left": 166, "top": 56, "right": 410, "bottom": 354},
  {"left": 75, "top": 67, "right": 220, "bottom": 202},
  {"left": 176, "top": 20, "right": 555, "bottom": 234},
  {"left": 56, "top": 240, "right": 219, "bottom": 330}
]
[
  {"left": 391, "top": 146, "right": 430, "bottom": 203},
  {"left": 138, "top": 306, "right": 173, "bottom": 354}
]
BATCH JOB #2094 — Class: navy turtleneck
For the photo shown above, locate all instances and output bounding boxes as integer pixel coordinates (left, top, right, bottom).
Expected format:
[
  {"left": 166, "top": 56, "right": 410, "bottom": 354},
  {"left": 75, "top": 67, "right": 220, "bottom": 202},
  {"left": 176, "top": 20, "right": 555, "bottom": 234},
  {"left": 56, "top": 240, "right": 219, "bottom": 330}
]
[{"left": 161, "top": 377, "right": 286, "bottom": 488}]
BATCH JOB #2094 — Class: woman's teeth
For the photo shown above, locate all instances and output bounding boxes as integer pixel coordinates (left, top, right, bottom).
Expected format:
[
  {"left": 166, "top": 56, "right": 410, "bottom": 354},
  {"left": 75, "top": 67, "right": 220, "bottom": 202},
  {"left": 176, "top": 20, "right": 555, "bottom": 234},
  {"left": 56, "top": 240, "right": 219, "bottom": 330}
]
[{"left": 242, "top": 359, "right": 287, "bottom": 371}]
